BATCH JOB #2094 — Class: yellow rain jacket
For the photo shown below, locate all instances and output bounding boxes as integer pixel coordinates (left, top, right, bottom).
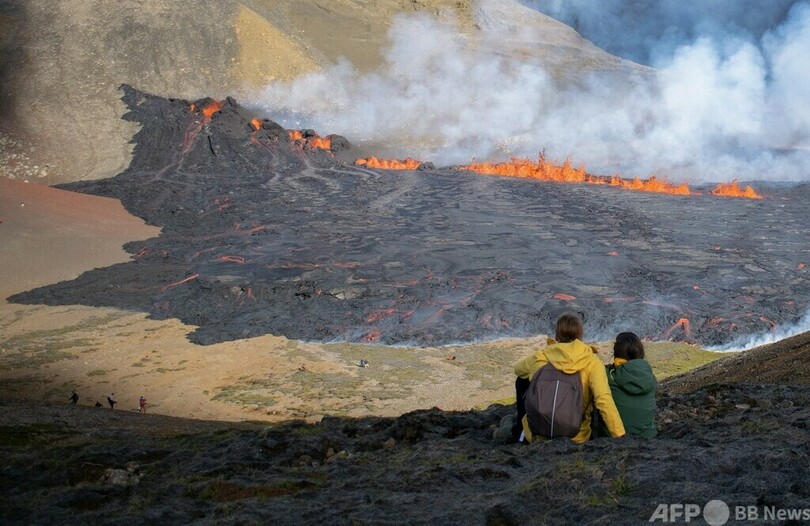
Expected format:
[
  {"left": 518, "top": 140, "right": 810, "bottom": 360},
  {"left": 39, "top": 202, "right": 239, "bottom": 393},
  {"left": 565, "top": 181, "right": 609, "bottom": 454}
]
[{"left": 514, "top": 339, "right": 625, "bottom": 443}]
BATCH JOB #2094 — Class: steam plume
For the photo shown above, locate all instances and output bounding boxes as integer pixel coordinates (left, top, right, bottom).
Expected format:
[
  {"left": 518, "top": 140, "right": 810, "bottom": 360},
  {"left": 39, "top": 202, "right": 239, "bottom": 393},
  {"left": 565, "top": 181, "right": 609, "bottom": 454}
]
[
  {"left": 250, "top": 0, "right": 810, "bottom": 182},
  {"left": 709, "top": 308, "right": 810, "bottom": 352}
]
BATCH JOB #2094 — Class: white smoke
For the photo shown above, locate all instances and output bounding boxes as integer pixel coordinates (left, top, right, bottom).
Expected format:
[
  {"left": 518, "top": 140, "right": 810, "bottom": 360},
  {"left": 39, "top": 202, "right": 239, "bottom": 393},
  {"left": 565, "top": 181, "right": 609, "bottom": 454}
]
[
  {"left": 251, "top": 11, "right": 557, "bottom": 165},
  {"left": 249, "top": 0, "right": 810, "bottom": 182},
  {"left": 708, "top": 308, "right": 810, "bottom": 352}
]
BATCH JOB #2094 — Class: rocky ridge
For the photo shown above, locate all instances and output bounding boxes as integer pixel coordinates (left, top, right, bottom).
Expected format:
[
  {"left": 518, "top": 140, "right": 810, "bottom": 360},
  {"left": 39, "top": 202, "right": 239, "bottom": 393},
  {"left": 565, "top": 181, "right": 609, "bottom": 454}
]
[{"left": 1, "top": 335, "right": 809, "bottom": 524}]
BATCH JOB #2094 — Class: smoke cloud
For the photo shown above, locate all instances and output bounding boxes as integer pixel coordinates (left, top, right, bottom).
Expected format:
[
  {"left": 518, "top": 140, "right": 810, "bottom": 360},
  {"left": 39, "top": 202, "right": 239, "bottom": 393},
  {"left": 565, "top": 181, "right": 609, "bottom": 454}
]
[
  {"left": 250, "top": 0, "right": 810, "bottom": 182},
  {"left": 709, "top": 308, "right": 810, "bottom": 352}
]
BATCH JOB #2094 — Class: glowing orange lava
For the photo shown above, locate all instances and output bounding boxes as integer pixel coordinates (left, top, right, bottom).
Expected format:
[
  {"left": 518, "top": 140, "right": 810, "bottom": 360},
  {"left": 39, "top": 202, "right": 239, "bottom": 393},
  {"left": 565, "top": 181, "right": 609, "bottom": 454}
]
[
  {"left": 552, "top": 292, "right": 576, "bottom": 301},
  {"left": 606, "top": 174, "right": 690, "bottom": 195},
  {"left": 201, "top": 100, "right": 224, "bottom": 119},
  {"left": 464, "top": 155, "right": 587, "bottom": 183},
  {"left": 308, "top": 136, "right": 332, "bottom": 150},
  {"left": 660, "top": 317, "right": 692, "bottom": 340},
  {"left": 287, "top": 130, "right": 332, "bottom": 150},
  {"left": 160, "top": 274, "right": 199, "bottom": 292},
  {"left": 355, "top": 157, "right": 423, "bottom": 170},
  {"left": 710, "top": 180, "right": 763, "bottom": 199},
  {"left": 461, "top": 154, "right": 692, "bottom": 196},
  {"left": 250, "top": 118, "right": 262, "bottom": 131},
  {"left": 366, "top": 309, "right": 399, "bottom": 323}
]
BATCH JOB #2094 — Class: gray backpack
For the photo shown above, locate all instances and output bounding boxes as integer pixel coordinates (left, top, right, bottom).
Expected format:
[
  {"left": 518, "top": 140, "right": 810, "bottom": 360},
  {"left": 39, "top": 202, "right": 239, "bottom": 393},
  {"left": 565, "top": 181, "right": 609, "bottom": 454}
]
[{"left": 524, "top": 363, "right": 584, "bottom": 438}]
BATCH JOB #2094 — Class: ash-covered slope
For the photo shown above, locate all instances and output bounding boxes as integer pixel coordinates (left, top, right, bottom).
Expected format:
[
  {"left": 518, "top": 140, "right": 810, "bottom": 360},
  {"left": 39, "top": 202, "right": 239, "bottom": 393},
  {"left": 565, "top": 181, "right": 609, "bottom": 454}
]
[
  {"left": 8, "top": 86, "right": 809, "bottom": 347},
  {"left": 663, "top": 330, "right": 810, "bottom": 394},
  {"left": 1, "top": 382, "right": 808, "bottom": 524}
]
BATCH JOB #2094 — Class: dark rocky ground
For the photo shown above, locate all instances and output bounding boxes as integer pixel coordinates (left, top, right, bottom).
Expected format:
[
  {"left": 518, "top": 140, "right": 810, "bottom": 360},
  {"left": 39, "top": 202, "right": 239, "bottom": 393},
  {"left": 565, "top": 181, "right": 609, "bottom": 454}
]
[
  {"left": 8, "top": 86, "right": 810, "bottom": 347},
  {"left": 663, "top": 330, "right": 810, "bottom": 394},
  {"left": 1, "top": 336, "right": 809, "bottom": 525}
]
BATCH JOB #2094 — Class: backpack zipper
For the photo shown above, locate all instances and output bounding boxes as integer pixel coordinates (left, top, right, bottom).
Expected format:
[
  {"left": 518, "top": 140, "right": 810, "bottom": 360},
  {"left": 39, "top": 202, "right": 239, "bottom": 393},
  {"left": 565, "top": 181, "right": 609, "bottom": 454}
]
[{"left": 550, "top": 379, "right": 560, "bottom": 438}]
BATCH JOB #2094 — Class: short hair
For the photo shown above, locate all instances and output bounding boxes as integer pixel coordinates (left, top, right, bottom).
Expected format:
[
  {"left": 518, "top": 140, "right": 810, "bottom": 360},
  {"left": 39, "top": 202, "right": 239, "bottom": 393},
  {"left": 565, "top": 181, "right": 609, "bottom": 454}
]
[
  {"left": 613, "top": 332, "right": 645, "bottom": 360},
  {"left": 555, "top": 314, "right": 584, "bottom": 343}
]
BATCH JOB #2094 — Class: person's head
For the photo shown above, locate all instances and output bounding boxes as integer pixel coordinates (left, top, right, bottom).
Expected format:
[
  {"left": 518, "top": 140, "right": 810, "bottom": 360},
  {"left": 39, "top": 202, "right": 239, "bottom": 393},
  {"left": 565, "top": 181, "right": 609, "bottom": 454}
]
[
  {"left": 613, "top": 332, "right": 645, "bottom": 360},
  {"left": 555, "top": 314, "right": 584, "bottom": 343}
]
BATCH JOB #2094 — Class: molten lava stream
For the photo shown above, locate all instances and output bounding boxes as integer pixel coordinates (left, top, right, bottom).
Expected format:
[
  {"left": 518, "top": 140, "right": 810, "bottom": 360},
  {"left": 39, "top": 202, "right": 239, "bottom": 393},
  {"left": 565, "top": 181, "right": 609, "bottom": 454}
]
[
  {"left": 659, "top": 317, "right": 693, "bottom": 341},
  {"left": 462, "top": 154, "right": 692, "bottom": 196},
  {"left": 159, "top": 274, "right": 199, "bottom": 292},
  {"left": 710, "top": 180, "right": 763, "bottom": 199},
  {"left": 552, "top": 292, "right": 576, "bottom": 301},
  {"left": 355, "top": 157, "right": 422, "bottom": 170}
]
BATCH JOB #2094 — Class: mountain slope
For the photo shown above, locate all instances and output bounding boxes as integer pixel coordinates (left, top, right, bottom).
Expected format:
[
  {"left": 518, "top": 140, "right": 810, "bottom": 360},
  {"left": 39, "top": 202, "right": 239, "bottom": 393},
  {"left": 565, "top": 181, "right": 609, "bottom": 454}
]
[
  {"left": 662, "top": 330, "right": 810, "bottom": 393},
  {"left": 0, "top": 0, "right": 646, "bottom": 184}
]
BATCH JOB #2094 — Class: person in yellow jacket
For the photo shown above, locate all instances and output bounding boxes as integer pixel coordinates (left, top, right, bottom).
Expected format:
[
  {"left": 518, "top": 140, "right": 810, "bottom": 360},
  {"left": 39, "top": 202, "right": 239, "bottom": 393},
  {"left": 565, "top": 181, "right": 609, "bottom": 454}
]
[{"left": 512, "top": 314, "right": 626, "bottom": 443}]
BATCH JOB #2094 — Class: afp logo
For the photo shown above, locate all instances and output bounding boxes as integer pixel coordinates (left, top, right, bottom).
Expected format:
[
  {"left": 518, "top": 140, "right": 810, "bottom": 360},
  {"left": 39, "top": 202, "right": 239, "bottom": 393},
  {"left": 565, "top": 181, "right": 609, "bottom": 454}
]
[{"left": 649, "top": 500, "right": 730, "bottom": 525}]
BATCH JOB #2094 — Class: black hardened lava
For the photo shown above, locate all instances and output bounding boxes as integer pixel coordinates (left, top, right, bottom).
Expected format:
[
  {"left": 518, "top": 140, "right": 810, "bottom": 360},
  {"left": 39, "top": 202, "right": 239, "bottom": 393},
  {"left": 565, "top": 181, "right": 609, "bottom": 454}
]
[{"left": 9, "top": 85, "right": 810, "bottom": 346}]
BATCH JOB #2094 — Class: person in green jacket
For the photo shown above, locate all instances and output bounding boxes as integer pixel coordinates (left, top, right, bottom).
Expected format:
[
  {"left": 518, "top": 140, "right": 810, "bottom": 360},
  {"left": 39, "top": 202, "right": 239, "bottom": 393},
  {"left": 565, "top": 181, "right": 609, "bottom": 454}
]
[{"left": 595, "top": 332, "right": 657, "bottom": 438}]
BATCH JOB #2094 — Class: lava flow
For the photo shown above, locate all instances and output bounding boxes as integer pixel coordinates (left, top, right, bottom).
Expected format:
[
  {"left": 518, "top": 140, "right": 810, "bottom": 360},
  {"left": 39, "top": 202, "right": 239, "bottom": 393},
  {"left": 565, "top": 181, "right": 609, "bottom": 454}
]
[
  {"left": 200, "top": 100, "right": 224, "bottom": 120},
  {"left": 462, "top": 154, "right": 692, "bottom": 196},
  {"left": 659, "top": 317, "right": 693, "bottom": 341},
  {"left": 288, "top": 130, "right": 332, "bottom": 150},
  {"left": 10, "top": 86, "right": 807, "bottom": 347},
  {"left": 710, "top": 180, "right": 763, "bottom": 199},
  {"left": 355, "top": 157, "right": 423, "bottom": 170}
]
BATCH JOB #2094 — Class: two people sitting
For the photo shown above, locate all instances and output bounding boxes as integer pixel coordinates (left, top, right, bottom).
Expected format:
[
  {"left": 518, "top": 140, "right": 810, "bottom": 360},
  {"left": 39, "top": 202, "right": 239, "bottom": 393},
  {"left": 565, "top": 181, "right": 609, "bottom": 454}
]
[{"left": 499, "top": 313, "right": 657, "bottom": 443}]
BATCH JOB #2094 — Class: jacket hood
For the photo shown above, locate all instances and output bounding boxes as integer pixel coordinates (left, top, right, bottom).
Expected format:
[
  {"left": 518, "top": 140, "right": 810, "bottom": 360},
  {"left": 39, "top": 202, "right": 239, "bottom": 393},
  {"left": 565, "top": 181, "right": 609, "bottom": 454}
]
[
  {"left": 609, "top": 359, "right": 657, "bottom": 395},
  {"left": 543, "top": 339, "right": 598, "bottom": 374}
]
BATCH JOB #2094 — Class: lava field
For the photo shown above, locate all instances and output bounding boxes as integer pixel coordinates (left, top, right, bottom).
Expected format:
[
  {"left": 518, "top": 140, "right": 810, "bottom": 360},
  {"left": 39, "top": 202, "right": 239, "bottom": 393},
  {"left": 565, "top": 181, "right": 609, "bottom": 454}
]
[{"left": 9, "top": 86, "right": 810, "bottom": 346}]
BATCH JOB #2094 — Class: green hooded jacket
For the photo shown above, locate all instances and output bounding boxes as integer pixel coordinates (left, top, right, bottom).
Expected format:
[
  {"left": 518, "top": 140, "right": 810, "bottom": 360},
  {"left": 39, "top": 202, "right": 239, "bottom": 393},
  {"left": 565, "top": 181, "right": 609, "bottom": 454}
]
[{"left": 596, "top": 359, "right": 657, "bottom": 438}]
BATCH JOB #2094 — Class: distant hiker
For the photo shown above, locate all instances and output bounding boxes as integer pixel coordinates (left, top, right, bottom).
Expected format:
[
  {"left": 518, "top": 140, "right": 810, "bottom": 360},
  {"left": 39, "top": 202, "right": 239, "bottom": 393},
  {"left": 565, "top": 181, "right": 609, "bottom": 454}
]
[
  {"left": 138, "top": 396, "right": 147, "bottom": 414},
  {"left": 107, "top": 393, "right": 117, "bottom": 410},
  {"left": 69, "top": 391, "right": 79, "bottom": 405},
  {"left": 497, "top": 314, "right": 625, "bottom": 443},
  {"left": 594, "top": 332, "right": 657, "bottom": 439}
]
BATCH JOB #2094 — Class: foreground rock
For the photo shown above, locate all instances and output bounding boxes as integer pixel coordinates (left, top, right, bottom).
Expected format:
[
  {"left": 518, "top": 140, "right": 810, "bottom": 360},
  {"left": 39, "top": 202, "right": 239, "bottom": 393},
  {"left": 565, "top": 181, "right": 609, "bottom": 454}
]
[
  {"left": 663, "top": 330, "right": 810, "bottom": 394},
  {"left": 1, "top": 380, "right": 807, "bottom": 524}
]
